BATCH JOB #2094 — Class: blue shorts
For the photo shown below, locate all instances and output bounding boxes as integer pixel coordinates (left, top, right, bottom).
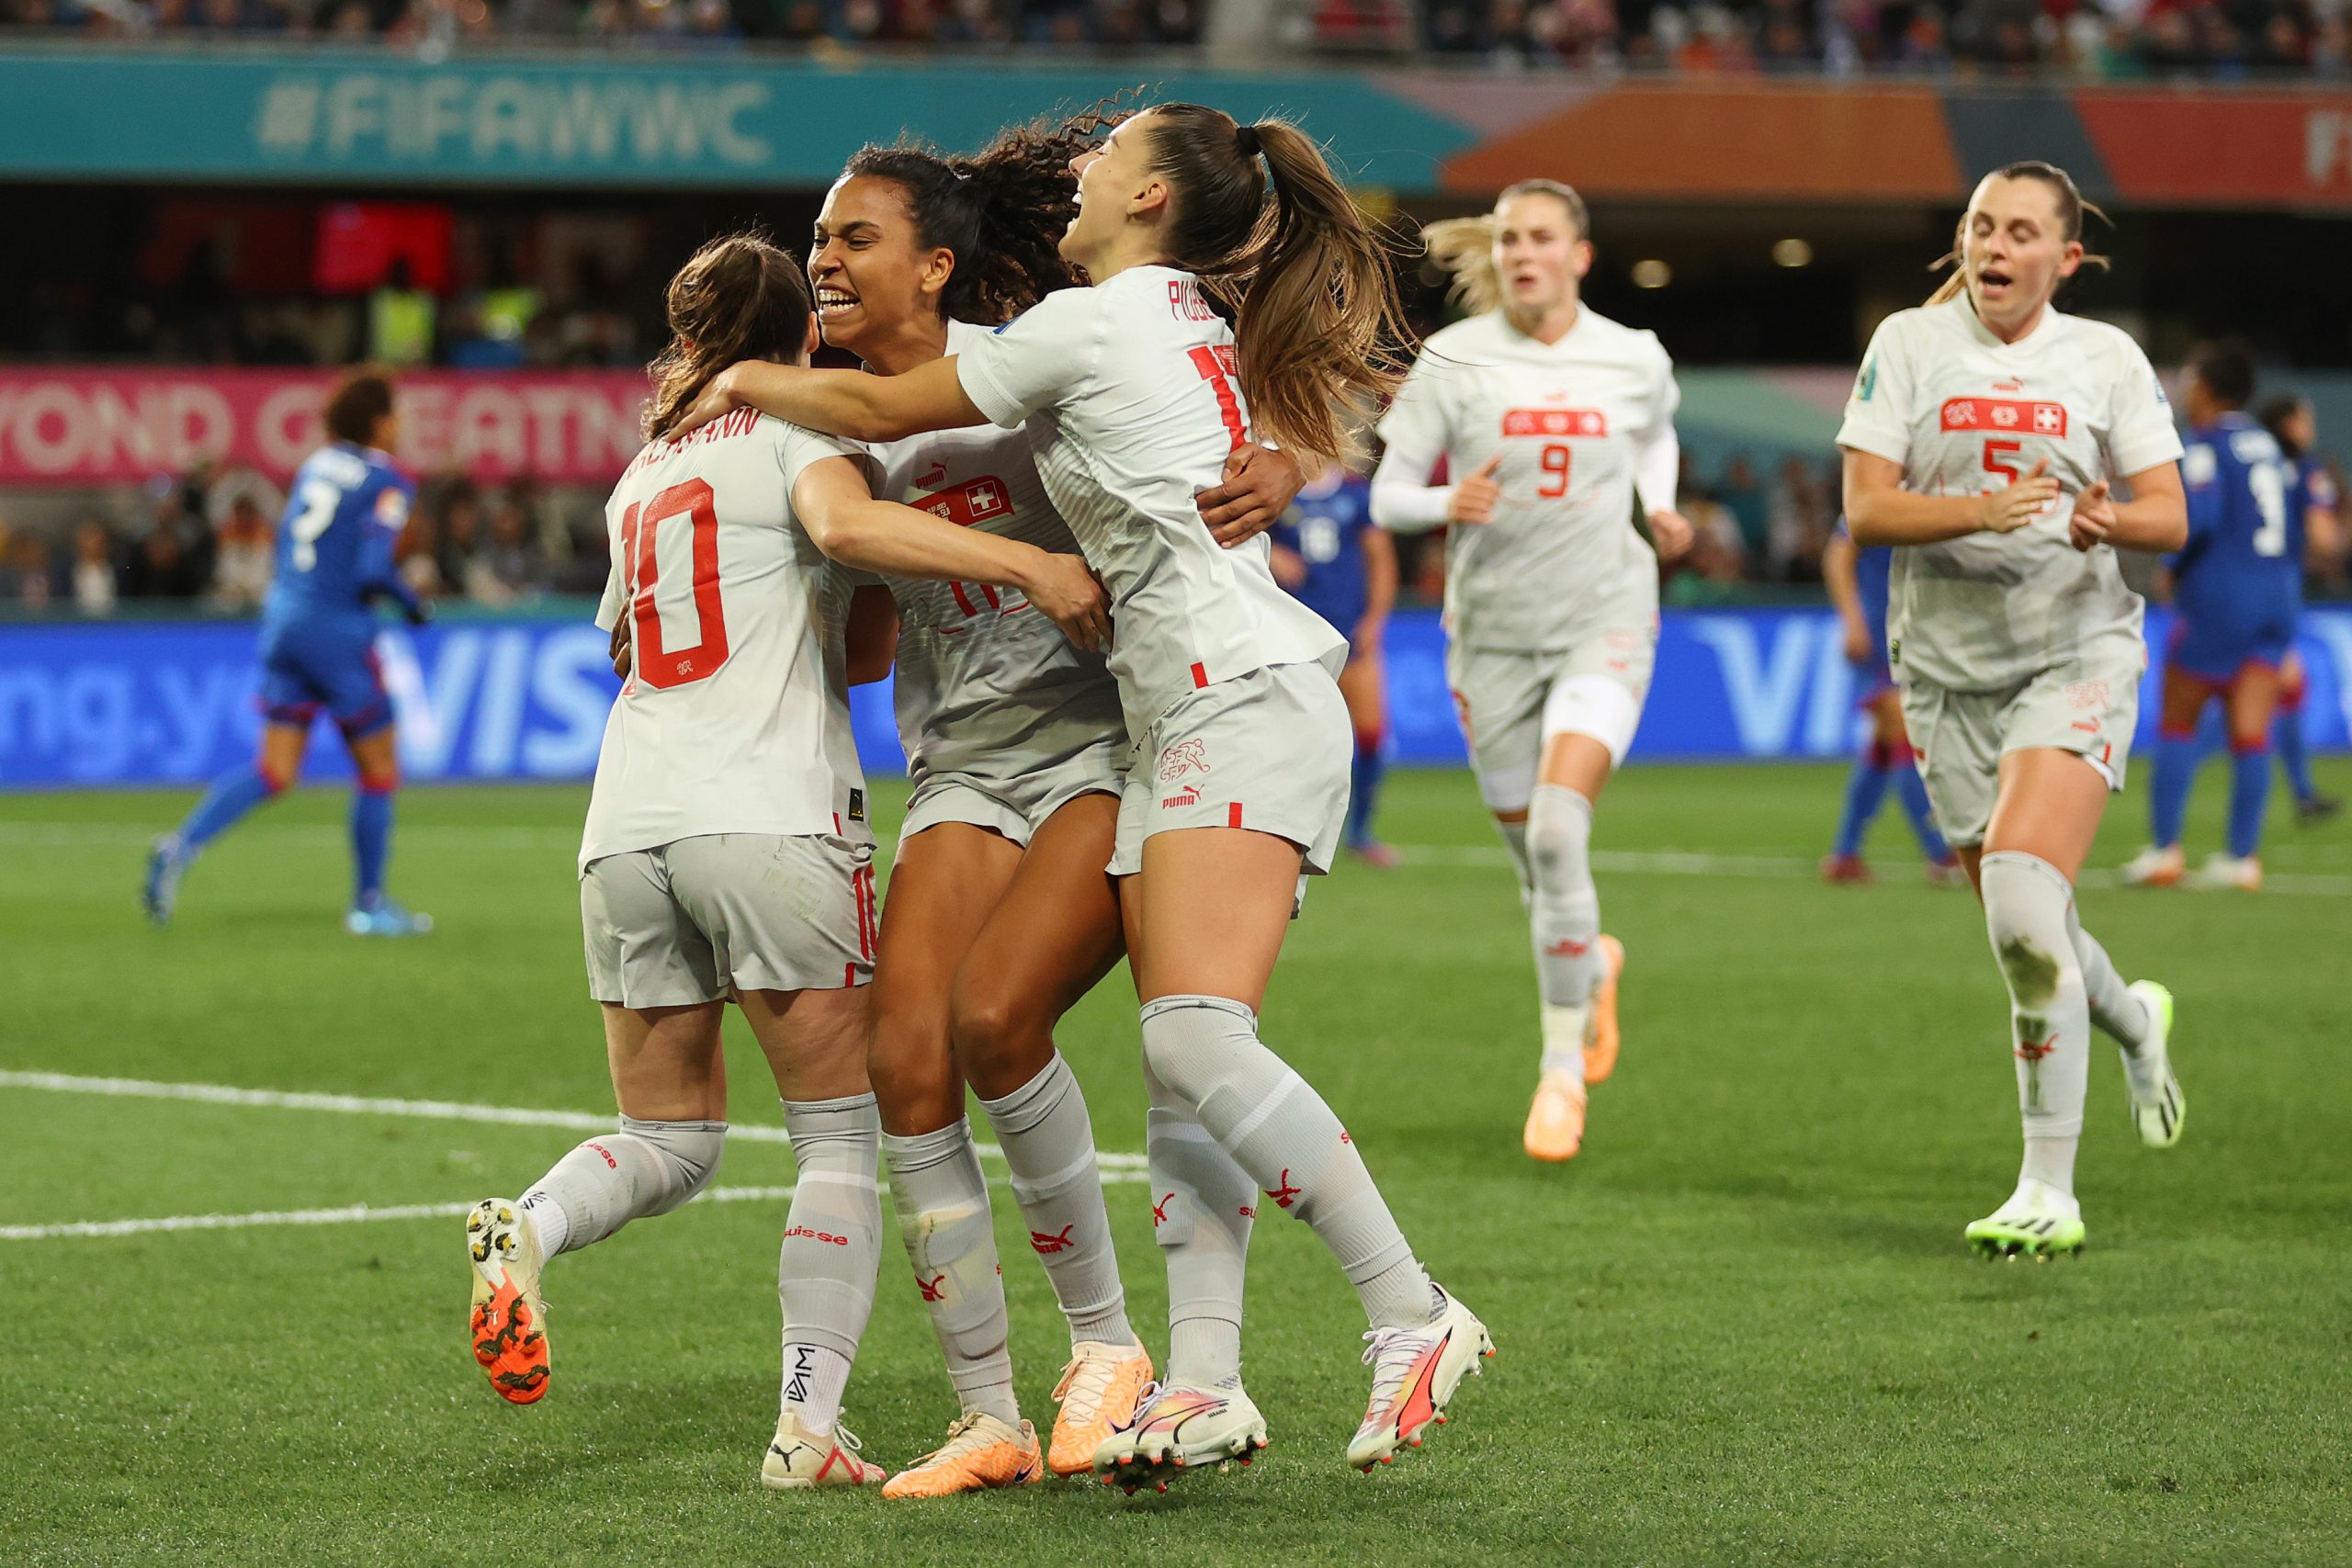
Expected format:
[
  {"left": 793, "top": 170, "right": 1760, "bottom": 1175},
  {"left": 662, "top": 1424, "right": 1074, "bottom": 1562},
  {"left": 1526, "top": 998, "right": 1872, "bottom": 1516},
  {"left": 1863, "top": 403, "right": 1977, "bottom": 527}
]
[
  {"left": 257, "top": 620, "right": 392, "bottom": 739},
  {"left": 2167, "top": 613, "right": 2291, "bottom": 688}
]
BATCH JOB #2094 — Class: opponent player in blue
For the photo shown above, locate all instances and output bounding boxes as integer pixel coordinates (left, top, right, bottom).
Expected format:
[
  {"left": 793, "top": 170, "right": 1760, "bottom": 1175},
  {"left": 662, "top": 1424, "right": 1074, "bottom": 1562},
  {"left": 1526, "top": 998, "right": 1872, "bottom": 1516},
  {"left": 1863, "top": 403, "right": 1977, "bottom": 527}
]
[
  {"left": 2258, "top": 393, "right": 2343, "bottom": 825},
  {"left": 1820, "top": 516, "right": 1961, "bottom": 884},
  {"left": 2123, "top": 341, "right": 2307, "bottom": 891},
  {"left": 1269, "top": 464, "right": 1399, "bottom": 865},
  {"left": 144, "top": 371, "right": 435, "bottom": 933}
]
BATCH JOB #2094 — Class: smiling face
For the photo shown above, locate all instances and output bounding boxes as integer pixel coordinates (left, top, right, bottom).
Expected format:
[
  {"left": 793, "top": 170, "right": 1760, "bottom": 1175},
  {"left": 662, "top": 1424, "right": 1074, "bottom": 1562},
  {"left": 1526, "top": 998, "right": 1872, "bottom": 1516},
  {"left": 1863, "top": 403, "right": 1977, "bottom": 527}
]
[
  {"left": 1493, "top": 189, "right": 1589, "bottom": 319},
  {"left": 808, "top": 174, "right": 954, "bottom": 356},
  {"left": 1061, "top": 113, "right": 1163, "bottom": 275},
  {"left": 1960, "top": 174, "right": 2081, "bottom": 334}
]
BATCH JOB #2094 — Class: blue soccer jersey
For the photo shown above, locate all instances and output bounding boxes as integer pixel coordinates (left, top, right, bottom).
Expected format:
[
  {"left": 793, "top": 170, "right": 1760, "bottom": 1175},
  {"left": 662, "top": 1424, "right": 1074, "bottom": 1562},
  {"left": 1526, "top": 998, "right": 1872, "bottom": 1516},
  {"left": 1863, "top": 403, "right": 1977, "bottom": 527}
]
[
  {"left": 1271, "top": 472, "right": 1376, "bottom": 638},
  {"left": 256, "top": 441, "right": 418, "bottom": 735},
  {"left": 1833, "top": 516, "right": 1896, "bottom": 683},
  {"left": 2170, "top": 413, "right": 2306, "bottom": 679}
]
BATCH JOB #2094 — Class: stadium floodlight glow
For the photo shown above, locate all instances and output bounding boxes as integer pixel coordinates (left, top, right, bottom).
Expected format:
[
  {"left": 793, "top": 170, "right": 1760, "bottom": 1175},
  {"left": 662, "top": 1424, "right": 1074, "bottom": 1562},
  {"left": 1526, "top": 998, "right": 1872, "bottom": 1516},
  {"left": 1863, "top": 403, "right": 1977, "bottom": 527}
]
[
  {"left": 1632, "top": 259, "right": 1671, "bottom": 289},
  {"left": 1773, "top": 238, "right": 1814, "bottom": 268}
]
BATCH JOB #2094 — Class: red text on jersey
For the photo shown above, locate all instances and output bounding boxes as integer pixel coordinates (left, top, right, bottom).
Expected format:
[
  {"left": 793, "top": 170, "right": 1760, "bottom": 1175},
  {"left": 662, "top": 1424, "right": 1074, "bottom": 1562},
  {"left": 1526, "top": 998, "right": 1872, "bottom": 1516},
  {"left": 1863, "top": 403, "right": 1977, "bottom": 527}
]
[
  {"left": 1168, "top": 277, "right": 1217, "bottom": 322},
  {"left": 1940, "top": 398, "right": 2068, "bottom": 438},
  {"left": 914, "top": 475, "right": 1013, "bottom": 528},
  {"left": 1503, "top": 408, "right": 1609, "bottom": 438}
]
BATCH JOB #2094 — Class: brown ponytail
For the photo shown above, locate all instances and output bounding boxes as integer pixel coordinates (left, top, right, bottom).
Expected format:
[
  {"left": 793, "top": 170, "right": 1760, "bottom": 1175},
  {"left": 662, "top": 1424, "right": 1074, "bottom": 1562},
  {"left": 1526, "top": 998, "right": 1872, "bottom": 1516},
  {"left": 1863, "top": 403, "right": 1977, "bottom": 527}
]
[
  {"left": 1140, "top": 104, "right": 1415, "bottom": 466},
  {"left": 642, "top": 231, "right": 813, "bottom": 442},
  {"left": 1423, "top": 179, "right": 1589, "bottom": 318},
  {"left": 1927, "top": 160, "right": 2111, "bottom": 307}
]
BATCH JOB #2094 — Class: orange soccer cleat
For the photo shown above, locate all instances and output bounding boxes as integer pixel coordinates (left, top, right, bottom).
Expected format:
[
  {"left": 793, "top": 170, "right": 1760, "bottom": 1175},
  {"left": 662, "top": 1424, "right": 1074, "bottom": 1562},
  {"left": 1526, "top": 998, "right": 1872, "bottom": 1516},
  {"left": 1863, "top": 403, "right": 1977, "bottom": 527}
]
[
  {"left": 881, "top": 1412, "right": 1044, "bottom": 1499},
  {"left": 1584, "top": 934, "right": 1626, "bottom": 1084},
  {"left": 466, "top": 1199, "right": 549, "bottom": 1405},
  {"left": 1047, "top": 1339, "right": 1154, "bottom": 1477},
  {"left": 1521, "top": 1073, "right": 1588, "bottom": 1162}
]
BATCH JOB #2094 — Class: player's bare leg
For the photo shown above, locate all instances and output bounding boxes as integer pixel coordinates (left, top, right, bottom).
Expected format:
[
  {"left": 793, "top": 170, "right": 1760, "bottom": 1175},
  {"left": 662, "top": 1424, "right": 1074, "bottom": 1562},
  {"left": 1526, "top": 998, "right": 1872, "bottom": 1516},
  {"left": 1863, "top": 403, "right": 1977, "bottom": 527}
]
[
  {"left": 866, "top": 823, "right": 1046, "bottom": 1496},
  {"left": 146, "top": 721, "right": 309, "bottom": 926},
  {"left": 949, "top": 793, "right": 1150, "bottom": 1476},
  {"left": 1522, "top": 729, "right": 1620, "bottom": 1159},
  {"left": 1108, "top": 829, "right": 1485, "bottom": 1484},
  {"left": 1963, "top": 749, "right": 2174, "bottom": 1259},
  {"left": 739, "top": 985, "right": 888, "bottom": 1489}
]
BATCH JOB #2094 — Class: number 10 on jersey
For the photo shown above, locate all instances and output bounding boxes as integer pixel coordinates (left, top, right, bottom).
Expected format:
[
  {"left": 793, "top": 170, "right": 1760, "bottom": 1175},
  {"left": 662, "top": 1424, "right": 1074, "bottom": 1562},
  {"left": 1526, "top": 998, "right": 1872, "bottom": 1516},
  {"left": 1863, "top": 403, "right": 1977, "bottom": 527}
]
[{"left": 620, "top": 479, "right": 729, "bottom": 690}]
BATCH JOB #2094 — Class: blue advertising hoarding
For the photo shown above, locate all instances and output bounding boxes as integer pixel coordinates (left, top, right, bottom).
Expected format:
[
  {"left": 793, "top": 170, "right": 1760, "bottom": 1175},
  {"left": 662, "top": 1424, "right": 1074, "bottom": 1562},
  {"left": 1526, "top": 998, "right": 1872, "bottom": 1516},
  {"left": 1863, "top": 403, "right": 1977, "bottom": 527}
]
[{"left": 3, "top": 606, "right": 2346, "bottom": 792}]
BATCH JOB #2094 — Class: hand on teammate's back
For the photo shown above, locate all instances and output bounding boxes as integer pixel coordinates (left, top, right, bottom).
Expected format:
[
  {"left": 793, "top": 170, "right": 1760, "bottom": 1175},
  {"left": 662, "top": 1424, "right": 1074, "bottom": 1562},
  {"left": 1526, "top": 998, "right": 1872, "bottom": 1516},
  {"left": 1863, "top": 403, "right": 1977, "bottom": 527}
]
[
  {"left": 1197, "top": 444, "right": 1305, "bottom": 547},
  {"left": 608, "top": 617, "right": 632, "bottom": 681},
  {"left": 1974, "top": 457, "right": 2061, "bottom": 536},
  {"left": 1446, "top": 455, "right": 1506, "bottom": 525},
  {"left": 1023, "top": 552, "right": 1113, "bottom": 653},
  {"left": 673, "top": 368, "right": 743, "bottom": 440}
]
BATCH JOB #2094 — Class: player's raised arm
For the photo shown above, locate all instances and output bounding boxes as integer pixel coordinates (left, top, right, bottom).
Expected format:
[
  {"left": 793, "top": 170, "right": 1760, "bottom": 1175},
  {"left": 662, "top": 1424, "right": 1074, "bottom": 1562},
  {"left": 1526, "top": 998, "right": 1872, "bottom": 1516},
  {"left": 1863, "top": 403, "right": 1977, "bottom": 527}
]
[
  {"left": 791, "top": 455, "right": 1108, "bottom": 651},
  {"left": 690, "top": 355, "right": 990, "bottom": 445}
]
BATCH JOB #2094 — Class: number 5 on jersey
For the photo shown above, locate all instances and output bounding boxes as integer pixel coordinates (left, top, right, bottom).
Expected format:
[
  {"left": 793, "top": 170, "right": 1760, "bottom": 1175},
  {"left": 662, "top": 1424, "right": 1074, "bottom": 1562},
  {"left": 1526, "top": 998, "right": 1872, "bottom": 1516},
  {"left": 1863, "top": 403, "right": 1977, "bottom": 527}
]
[{"left": 620, "top": 479, "right": 729, "bottom": 689}]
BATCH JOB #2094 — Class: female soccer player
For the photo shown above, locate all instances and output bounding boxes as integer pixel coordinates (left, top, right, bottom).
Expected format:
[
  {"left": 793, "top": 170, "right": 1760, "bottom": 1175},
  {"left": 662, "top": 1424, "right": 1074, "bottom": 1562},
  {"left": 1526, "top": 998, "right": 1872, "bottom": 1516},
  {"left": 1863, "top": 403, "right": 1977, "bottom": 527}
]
[
  {"left": 143, "top": 371, "right": 435, "bottom": 936},
  {"left": 1838, "top": 161, "right": 2188, "bottom": 1258},
  {"left": 796, "top": 121, "right": 1300, "bottom": 1496},
  {"left": 685, "top": 104, "right": 1488, "bottom": 1483},
  {"left": 1820, "top": 517, "right": 1960, "bottom": 885},
  {"left": 1270, "top": 463, "right": 1401, "bottom": 864},
  {"left": 1369, "top": 180, "right": 1693, "bottom": 1164},
  {"left": 2258, "top": 393, "right": 2342, "bottom": 824},
  {"left": 2122, "top": 340, "right": 2309, "bottom": 892},
  {"left": 461, "top": 234, "right": 1106, "bottom": 1493}
]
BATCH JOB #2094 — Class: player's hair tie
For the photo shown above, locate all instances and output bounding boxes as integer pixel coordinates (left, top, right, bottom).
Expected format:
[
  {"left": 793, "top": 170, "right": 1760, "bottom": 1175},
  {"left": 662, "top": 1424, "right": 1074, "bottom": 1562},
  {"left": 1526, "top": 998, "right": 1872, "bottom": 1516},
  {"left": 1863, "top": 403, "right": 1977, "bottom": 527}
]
[{"left": 1235, "top": 123, "right": 1261, "bottom": 158}]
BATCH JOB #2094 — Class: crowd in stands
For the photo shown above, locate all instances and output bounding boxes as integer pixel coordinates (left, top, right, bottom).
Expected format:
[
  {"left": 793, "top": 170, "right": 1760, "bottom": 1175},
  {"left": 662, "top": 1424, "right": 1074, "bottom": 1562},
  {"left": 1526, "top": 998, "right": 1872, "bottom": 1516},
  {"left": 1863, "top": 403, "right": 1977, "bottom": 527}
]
[
  {"left": 0, "top": 463, "right": 610, "bottom": 615},
  {"left": 0, "top": 0, "right": 2343, "bottom": 76}
]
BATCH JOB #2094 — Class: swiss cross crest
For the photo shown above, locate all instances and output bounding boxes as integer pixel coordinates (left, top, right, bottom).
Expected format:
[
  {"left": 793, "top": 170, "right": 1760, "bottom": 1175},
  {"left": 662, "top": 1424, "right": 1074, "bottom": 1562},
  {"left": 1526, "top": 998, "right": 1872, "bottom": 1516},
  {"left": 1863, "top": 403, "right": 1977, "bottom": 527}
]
[
  {"left": 966, "top": 478, "right": 1009, "bottom": 520},
  {"left": 2064, "top": 680, "right": 2109, "bottom": 711},
  {"left": 2033, "top": 403, "right": 2064, "bottom": 434},
  {"left": 1991, "top": 403, "right": 2020, "bottom": 428}
]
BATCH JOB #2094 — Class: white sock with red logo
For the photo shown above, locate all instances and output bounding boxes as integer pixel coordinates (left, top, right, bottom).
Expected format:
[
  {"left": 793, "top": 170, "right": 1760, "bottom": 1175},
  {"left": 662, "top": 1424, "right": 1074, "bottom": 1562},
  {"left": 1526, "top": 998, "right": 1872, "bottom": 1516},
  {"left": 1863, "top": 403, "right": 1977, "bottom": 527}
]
[
  {"left": 1527, "top": 784, "right": 1600, "bottom": 1077},
  {"left": 1980, "top": 852, "right": 2089, "bottom": 1198},
  {"left": 1143, "top": 1055, "right": 1256, "bottom": 1389},
  {"left": 977, "top": 1052, "right": 1133, "bottom": 1349},
  {"left": 779, "top": 1093, "right": 881, "bottom": 1433},
  {"left": 1139, "top": 995, "right": 1439, "bottom": 1331},
  {"left": 515, "top": 1115, "right": 726, "bottom": 1259},
  {"left": 882, "top": 1119, "right": 1020, "bottom": 1427}
]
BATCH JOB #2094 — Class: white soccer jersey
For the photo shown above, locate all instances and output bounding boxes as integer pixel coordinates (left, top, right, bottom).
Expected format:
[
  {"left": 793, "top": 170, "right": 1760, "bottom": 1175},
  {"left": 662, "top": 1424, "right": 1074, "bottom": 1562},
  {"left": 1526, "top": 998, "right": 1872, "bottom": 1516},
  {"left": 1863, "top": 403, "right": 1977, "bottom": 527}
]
[
  {"left": 1837, "top": 295, "right": 2185, "bottom": 692},
  {"left": 581, "top": 409, "right": 874, "bottom": 872},
  {"left": 866, "top": 319, "right": 1124, "bottom": 784},
  {"left": 1375, "top": 307, "right": 1679, "bottom": 651},
  {"left": 956, "top": 266, "right": 1343, "bottom": 744}
]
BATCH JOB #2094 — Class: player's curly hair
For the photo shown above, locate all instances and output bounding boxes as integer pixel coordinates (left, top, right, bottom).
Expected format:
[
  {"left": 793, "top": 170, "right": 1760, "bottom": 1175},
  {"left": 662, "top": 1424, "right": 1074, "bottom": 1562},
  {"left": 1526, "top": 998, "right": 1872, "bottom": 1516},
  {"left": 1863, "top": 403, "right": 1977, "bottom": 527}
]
[
  {"left": 1926, "top": 160, "right": 2111, "bottom": 308},
  {"left": 1422, "top": 179, "right": 1589, "bottom": 319},
  {"left": 842, "top": 92, "right": 1134, "bottom": 325},
  {"left": 642, "top": 230, "right": 811, "bottom": 442}
]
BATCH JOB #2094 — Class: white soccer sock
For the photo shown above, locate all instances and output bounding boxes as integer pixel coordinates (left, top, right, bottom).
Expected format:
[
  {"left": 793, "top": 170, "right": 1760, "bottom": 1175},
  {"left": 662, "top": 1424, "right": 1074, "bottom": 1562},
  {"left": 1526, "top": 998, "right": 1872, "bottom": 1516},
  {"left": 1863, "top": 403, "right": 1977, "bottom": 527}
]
[
  {"left": 779, "top": 1094, "right": 882, "bottom": 1409},
  {"left": 881, "top": 1119, "right": 1019, "bottom": 1426},
  {"left": 779, "top": 1343, "right": 852, "bottom": 1436},
  {"left": 516, "top": 1115, "right": 726, "bottom": 1259},
  {"left": 1981, "top": 852, "right": 2090, "bottom": 1198},
  {"left": 1143, "top": 1056, "right": 1256, "bottom": 1389},
  {"left": 977, "top": 1052, "right": 1133, "bottom": 1348},
  {"left": 1526, "top": 784, "right": 1601, "bottom": 1077},
  {"left": 1139, "top": 995, "right": 1438, "bottom": 1332},
  {"left": 1495, "top": 816, "right": 1534, "bottom": 901},
  {"left": 2067, "top": 903, "right": 2149, "bottom": 1052}
]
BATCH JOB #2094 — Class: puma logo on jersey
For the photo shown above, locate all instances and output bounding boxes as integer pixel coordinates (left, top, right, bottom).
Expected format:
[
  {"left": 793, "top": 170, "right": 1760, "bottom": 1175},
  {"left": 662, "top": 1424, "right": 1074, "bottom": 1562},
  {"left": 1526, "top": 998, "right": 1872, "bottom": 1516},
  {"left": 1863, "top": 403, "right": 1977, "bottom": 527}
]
[
  {"left": 1159, "top": 739, "right": 1210, "bottom": 782},
  {"left": 917, "top": 461, "right": 948, "bottom": 489}
]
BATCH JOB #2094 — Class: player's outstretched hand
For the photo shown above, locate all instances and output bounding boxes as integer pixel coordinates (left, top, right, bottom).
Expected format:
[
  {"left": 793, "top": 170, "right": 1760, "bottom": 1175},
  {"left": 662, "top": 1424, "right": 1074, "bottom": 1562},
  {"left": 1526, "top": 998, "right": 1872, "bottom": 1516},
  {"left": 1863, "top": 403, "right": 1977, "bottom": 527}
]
[
  {"left": 1198, "top": 444, "right": 1305, "bottom": 547},
  {"left": 608, "top": 617, "right": 632, "bottom": 681},
  {"left": 1025, "top": 552, "right": 1113, "bottom": 653},
  {"left": 2068, "top": 479, "right": 2116, "bottom": 551},
  {"left": 672, "top": 367, "right": 745, "bottom": 439},
  {"left": 1646, "top": 508, "right": 1695, "bottom": 562},
  {"left": 1974, "top": 457, "right": 2060, "bottom": 536},
  {"left": 1842, "top": 619, "right": 1874, "bottom": 665},
  {"left": 1447, "top": 455, "right": 1505, "bottom": 526}
]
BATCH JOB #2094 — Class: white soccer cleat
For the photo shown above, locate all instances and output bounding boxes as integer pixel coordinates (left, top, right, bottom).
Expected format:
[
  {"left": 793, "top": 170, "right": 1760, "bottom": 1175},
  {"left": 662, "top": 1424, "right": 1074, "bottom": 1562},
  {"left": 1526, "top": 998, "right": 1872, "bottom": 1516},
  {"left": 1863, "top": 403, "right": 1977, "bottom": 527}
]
[
  {"left": 1091, "top": 1382, "right": 1269, "bottom": 1493},
  {"left": 1346, "top": 1286, "right": 1494, "bottom": 1472},
  {"left": 1964, "top": 1178, "right": 2085, "bottom": 1259},
  {"left": 762, "top": 1410, "right": 887, "bottom": 1490},
  {"left": 2120, "top": 979, "right": 2185, "bottom": 1149},
  {"left": 2119, "top": 844, "right": 2186, "bottom": 888},
  {"left": 466, "top": 1199, "right": 549, "bottom": 1404},
  {"left": 2198, "top": 852, "right": 2262, "bottom": 892}
]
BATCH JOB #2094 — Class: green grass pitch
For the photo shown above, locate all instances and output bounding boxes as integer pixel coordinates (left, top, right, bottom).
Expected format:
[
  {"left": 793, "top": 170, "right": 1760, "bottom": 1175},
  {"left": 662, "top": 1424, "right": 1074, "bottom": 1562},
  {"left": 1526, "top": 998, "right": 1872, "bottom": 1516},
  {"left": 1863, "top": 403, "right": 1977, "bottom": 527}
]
[{"left": 3, "top": 761, "right": 2347, "bottom": 1565}]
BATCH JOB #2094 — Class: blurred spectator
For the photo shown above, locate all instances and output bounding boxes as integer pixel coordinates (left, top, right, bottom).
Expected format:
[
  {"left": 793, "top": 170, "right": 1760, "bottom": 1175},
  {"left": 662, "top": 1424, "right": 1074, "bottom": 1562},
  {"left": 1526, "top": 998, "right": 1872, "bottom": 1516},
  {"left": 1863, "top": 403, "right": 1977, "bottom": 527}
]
[
  {"left": 368, "top": 258, "right": 436, "bottom": 367},
  {"left": 1767, "top": 454, "right": 1834, "bottom": 581},
  {"left": 119, "top": 521, "right": 209, "bottom": 598},
  {"left": 469, "top": 487, "right": 550, "bottom": 605},
  {"left": 72, "top": 519, "right": 120, "bottom": 615},
  {"left": 1717, "top": 453, "right": 1771, "bottom": 564},
  {"left": 209, "top": 491, "right": 276, "bottom": 610}
]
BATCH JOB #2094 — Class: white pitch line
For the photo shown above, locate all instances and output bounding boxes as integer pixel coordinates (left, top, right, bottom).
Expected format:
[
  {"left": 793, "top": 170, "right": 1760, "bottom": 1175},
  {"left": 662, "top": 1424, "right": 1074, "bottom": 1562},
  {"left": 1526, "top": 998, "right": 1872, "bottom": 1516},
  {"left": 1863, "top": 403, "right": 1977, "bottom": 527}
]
[
  {"left": 1396, "top": 843, "right": 2352, "bottom": 897},
  {"left": 0, "top": 821, "right": 579, "bottom": 852},
  {"left": 0, "top": 1170, "right": 1151, "bottom": 1244},
  {"left": 0, "top": 1070, "right": 1148, "bottom": 1171}
]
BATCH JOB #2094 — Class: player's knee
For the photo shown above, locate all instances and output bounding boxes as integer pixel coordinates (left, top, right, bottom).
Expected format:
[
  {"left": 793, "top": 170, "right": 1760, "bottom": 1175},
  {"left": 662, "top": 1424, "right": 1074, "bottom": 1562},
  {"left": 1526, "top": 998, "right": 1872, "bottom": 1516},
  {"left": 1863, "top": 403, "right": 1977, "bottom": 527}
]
[
  {"left": 255, "top": 762, "right": 294, "bottom": 796},
  {"left": 1524, "top": 784, "right": 1593, "bottom": 883},
  {"left": 1352, "top": 725, "right": 1384, "bottom": 756},
  {"left": 1137, "top": 993, "right": 1255, "bottom": 1110},
  {"left": 1977, "top": 852, "right": 2081, "bottom": 1010},
  {"left": 866, "top": 1008, "right": 961, "bottom": 1121},
  {"left": 613, "top": 1115, "right": 725, "bottom": 1217},
  {"left": 357, "top": 765, "right": 400, "bottom": 795}
]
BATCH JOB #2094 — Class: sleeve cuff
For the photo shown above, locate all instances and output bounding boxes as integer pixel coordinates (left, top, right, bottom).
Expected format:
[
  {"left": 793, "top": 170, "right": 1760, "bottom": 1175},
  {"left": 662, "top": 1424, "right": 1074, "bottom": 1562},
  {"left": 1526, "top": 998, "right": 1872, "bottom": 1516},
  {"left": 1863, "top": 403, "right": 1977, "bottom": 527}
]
[
  {"left": 956, "top": 355, "right": 1027, "bottom": 431},
  {"left": 1835, "top": 421, "right": 1909, "bottom": 466}
]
